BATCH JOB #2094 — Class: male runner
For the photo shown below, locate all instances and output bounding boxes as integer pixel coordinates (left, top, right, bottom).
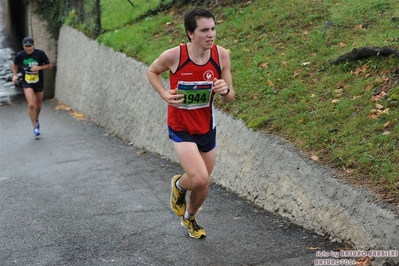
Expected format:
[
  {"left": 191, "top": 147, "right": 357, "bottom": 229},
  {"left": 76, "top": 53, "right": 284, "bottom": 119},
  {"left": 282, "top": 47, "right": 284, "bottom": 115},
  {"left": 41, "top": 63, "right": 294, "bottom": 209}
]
[
  {"left": 147, "top": 7, "right": 235, "bottom": 239},
  {"left": 12, "top": 37, "right": 52, "bottom": 137}
]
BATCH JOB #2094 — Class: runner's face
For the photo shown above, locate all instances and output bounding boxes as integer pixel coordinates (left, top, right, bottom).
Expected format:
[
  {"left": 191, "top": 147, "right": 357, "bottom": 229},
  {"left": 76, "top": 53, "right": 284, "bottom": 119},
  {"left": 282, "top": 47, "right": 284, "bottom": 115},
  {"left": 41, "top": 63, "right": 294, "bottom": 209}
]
[
  {"left": 189, "top": 18, "right": 216, "bottom": 48},
  {"left": 23, "top": 45, "right": 34, "bottom": 54}
]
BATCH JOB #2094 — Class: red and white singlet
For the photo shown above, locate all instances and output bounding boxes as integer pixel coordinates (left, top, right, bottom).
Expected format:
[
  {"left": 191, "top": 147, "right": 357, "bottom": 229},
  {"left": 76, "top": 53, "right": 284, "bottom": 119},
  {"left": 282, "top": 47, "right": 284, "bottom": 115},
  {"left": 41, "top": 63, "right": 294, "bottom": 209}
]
[{"left": 168, "top": 44, "right": 221, "bottom": 135}]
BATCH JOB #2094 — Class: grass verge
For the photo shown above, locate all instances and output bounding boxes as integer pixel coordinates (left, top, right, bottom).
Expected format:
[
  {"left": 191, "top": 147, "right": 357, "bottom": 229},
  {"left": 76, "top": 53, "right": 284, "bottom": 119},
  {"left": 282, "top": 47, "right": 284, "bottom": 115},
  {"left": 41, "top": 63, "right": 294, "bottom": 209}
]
[{"left": 98, "top": 0, "right": 399, "bottom": 205}]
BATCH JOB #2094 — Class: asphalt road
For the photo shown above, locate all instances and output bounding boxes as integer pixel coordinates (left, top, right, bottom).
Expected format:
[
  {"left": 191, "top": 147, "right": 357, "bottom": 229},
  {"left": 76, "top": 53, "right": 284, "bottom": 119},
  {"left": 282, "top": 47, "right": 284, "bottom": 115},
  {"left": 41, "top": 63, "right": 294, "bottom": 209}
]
[{"left": 0, "top": 96, "right": 345, "bottom": 266}]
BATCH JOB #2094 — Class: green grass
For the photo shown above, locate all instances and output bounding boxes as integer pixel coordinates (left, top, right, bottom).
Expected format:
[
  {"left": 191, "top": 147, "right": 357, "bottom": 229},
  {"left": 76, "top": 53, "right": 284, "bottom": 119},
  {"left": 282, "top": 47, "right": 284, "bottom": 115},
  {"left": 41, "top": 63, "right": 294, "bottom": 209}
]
[
  {"left": 98, "top": 0, "right": 399, "bottom": 201},
  {"left": 101, "top": 0, "right": 168, "bottom": 31}
]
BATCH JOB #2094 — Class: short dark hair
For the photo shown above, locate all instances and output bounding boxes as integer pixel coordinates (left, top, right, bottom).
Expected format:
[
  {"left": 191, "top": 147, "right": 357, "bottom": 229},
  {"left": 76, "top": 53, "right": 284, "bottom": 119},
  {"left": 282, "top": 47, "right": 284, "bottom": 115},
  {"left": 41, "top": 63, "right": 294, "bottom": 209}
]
[{"left": 184, "top": 7, "right": 215, "bottom": 42}]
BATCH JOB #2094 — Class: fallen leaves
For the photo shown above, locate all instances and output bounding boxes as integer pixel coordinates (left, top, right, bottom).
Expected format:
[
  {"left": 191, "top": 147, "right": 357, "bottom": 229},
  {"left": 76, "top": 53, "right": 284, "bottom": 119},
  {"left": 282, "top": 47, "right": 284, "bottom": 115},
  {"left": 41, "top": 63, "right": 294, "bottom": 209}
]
[
  {"left": 280, "top": 61, "right": 289, "bottom": 67},
  {"left": 365, "top": 84, "right": 373, "bottom": 91},
  {"left": 351, "top": 64, "right": 369, "bottom": 76},
  {"left": 293, "top": 68, "right": 304, "bottom": 77},
  {"left": 310, "top": 155, "right": 320, "bottom": 161},
  {"left": 371, "top": 91, "right": 387, "bottom": 102},
  {"left": 366, "top": 103, "right": 392, "bottom": 134},
  {"left": 329, "top": 75, "right": 393, "bottom": 135},
  {"left": 265, "top": 79, "right": 275, "bottom": 87},
  {"left": 55, "top": 101, "right": 87, "bottom": 121},
  {"left": 54, "top": 102, "right": 71, "bottom": 111},
  {"left": 368, "top": 103, "right": 389, "bottom": 119}
]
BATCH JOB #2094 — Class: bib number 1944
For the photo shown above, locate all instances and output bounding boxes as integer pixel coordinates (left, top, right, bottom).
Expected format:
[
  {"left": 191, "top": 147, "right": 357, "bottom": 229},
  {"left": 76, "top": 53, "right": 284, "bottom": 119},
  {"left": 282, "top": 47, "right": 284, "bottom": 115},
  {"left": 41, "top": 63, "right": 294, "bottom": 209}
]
[{"left": 177, "top": 81, "right": 213, "bottom": 110}]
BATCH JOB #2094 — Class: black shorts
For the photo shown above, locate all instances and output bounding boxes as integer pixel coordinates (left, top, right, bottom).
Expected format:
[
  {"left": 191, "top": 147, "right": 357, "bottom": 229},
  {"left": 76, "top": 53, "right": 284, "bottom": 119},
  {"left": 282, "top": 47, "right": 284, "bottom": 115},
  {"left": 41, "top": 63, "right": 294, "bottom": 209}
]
[
  {"left": 168, "top": 126, "right": 216, "bottom": 152},
  {"left": 23, "top": 85, "right": 43, "bottom": 92}
]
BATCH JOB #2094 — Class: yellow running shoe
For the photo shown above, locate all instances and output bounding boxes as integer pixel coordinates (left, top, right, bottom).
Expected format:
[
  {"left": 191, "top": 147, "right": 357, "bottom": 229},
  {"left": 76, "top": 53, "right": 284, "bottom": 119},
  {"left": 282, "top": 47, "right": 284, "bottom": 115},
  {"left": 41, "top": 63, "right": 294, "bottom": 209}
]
[
  {"left": 181, "top": 216, "right": 206, "bottom": 239},
  {"left": 170, "top": 175, "right": 186, "bottom": 216}
]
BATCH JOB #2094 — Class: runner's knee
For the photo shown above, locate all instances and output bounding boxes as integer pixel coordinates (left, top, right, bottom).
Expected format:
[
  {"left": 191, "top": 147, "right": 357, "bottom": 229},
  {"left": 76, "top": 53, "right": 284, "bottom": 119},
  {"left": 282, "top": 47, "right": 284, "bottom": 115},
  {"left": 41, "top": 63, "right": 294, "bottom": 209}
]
[{"left": 188, "top": 173, "right": 210, "bottom": 190}]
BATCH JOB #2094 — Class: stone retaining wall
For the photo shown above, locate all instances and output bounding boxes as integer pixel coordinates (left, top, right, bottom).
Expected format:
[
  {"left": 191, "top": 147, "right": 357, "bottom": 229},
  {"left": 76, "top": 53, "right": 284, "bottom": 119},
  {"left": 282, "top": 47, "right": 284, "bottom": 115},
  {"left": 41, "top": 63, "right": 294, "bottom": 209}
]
[{"left": 55, "top": 26, "right": 399, "bottom": 263}]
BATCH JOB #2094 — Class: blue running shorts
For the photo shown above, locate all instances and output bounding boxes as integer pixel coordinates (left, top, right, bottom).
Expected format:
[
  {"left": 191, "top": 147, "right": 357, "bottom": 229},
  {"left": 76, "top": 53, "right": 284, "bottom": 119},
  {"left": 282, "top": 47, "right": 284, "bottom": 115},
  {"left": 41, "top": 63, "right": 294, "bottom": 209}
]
[{"left": 168, "top": 126, "right": 216, "bottom": 152}]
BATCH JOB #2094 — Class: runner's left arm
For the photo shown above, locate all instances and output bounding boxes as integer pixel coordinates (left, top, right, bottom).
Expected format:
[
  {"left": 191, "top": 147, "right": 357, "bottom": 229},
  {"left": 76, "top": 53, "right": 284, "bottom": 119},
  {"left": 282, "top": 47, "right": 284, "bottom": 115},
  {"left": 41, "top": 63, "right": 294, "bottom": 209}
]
[{"left": 214, "top": 46, "right": 235, "bottom": 103}]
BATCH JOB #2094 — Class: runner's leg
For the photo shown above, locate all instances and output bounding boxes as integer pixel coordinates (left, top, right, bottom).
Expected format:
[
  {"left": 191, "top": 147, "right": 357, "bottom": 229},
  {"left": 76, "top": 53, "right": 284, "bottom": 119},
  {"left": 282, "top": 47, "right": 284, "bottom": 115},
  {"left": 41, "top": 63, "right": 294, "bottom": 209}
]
[
  {"left": 173, "top": 141, "right": 215, "bottom": 215},
  {"left": 24, "top": 88, "right": 37, "bottom": 127},
  {"left": 23, "top": 88, "right": 43, "bottom": 127},
  {"left": 34, "top": 90, "right": 43, "bottom": 124}
]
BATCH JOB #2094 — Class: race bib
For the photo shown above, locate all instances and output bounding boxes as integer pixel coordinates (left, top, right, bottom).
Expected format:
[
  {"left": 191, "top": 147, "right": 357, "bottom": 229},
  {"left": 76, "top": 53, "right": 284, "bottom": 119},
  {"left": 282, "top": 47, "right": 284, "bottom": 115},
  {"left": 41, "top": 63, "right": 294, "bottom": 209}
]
[
  {"left": 25, "top": 71, "right": 39, "bottom": 84},
  {"left": 177, "top": 81, "right": 213, "bottom": 110}
]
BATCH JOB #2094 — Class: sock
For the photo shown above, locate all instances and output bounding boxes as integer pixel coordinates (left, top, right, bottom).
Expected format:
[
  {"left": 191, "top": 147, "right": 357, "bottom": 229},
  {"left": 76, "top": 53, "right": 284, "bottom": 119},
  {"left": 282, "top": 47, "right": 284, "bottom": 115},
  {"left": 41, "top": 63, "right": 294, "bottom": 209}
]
[
  {"left": 184, "top": 210, "right": 194, "bottom": 220},
  {"left": 176, "top": 179, "right": 186, "bottom": 192}
]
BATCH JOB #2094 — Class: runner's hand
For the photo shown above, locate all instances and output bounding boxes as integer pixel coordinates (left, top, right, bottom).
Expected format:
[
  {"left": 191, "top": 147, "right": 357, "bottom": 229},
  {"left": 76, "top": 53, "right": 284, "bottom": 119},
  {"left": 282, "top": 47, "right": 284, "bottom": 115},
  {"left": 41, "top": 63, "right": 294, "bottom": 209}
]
[
  {"left": 213, "top": 78, "right": 229, "bottom": 95},
  {"left": 163, "top": 89, "right": 185, "bottom": 107},
  {"left": 30, "top": 65, "right": 40, "bottom": 72}
]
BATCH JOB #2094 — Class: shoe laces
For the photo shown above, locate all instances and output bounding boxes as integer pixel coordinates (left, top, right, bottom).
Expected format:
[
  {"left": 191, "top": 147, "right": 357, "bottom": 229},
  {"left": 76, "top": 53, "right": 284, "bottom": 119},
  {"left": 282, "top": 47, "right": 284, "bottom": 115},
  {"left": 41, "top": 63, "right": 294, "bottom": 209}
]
[
  {"left": 187, "top": 217, "right": 203, "bottom": 231},
  {"left": 176, "top": 190, "right": 186, "bottom": 206}
]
